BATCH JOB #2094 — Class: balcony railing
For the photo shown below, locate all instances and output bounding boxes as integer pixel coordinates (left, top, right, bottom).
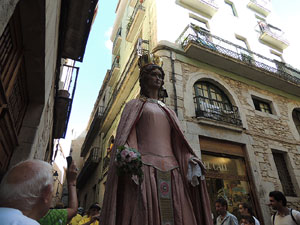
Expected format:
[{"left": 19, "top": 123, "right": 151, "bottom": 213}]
[
  {"left": 258, "top": 22, "right": 289, "bottom": 50},
  {"left": 178, "top": 0, "right": 218, "bottom": 17},
  {"left": 108, "top": 56, "right": 120, "bottom": 86},
  {"left": 194, "top": 96, "right": 242, "bottom": 126},
  {"left": 53, "top": 64, "right": 79, "bottom": 138},
  {"left": 247, "top": 0, "right": 270, "bottom": 17},
  {"left": 77, "top": 147, "right": 101, "bottom": 188},
  {"left": 126, "top": 4, "right": 145, "bottom": 42},
  {"left": 81, "top": 106, "right": 105, "bottom": 156},
  {"left": 112, "top": 27, "right": 122, "bottom": 55},
  {"left": 176, "top": 24, "right": 300, "bottom": 88},
  {"left": 103, "top": 154, "right": 111, "bottom": 172}
]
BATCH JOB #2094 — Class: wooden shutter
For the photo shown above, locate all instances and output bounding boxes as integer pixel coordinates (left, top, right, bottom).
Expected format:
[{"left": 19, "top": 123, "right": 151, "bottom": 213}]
[{"left": 0, "top": 6, "right": 28, "bottom": 176}]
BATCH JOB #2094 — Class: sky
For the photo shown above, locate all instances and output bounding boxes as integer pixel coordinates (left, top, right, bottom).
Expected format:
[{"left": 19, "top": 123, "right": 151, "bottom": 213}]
[{"left": 58, "top": 0, "right": 300, "bottom": 155}]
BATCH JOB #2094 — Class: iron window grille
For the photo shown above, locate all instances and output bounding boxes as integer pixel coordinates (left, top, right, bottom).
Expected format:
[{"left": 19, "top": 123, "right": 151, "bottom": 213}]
[
  {"left": 292, "top": 109, "right": 300, "bottom": 135},
  {"left": 194, "top": 81, "right": 242, "bottom": 126},
  {"left": 272, "top": 152, "right": 296, "bottom": 197}
]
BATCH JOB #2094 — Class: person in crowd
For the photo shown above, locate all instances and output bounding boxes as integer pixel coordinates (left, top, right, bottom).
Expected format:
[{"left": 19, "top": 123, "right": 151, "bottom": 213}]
[
  {"left": 0, "top": 159, "right": 53, "bottom": 225},
  {"left": 78, "top": 203, "right": 101, "bottom": 225},
  {"left": 39, "top": 160, "right": 78, "bottom": 225},
  {"left": 238, "top": 202, "right": 260, "bottom": 225},
  {"left": 269, "top": 191, "right": 300, "bottom": 225},
  {"left": 240, "top": 215, "right": 255, "bottom": 225},
  {"left": 215, "top": 198, "right": 238, "bottom": 225},
  {"left": 69, "top": 207, "right": 84, "bottom": 225}
]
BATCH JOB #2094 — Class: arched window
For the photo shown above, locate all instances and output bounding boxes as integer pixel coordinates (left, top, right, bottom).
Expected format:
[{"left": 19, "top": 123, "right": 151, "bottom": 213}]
[
  {"left": 292, "top": 108, "right": 300, "bottom": 135},
  {"left": 193, "top": 81, "right": 241, "bottom": 126}
]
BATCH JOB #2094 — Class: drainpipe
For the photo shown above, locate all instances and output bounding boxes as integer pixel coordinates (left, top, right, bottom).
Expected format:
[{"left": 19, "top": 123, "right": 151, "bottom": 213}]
[{"left": 170, "top": 51, "right": 178, "bottom": 116}]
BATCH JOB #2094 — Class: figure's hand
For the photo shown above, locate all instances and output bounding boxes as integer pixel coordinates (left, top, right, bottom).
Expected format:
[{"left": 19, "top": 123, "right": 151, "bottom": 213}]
[
  {"left": 66, "top": 160, "right": 78, "bottom": 186},
  {"left": 190, "top": 157, "right": 202, "bottom": 165}
]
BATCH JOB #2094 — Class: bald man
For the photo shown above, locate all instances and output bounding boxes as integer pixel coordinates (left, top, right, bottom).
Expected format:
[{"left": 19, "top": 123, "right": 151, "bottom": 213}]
[{"left": 0, "top": 159, "right": 53, "bottom": 225}]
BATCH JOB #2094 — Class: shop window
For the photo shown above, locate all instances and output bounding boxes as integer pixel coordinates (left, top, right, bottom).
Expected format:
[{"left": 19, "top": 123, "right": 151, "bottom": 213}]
[
  {"left": 272, "top": 151, "right": 296, "bottom": 197},
  {"left": 252, "top": 97, "right": 272, "bottom": 114},
  {"left": 292, "top": 109, "right": 300, "bottom": 135},
  {"left": 202, "top": 152, "right": 255, "bottom": 221},
  {"left": 224, "top": 1, "right": 238, "bottom": 17}
]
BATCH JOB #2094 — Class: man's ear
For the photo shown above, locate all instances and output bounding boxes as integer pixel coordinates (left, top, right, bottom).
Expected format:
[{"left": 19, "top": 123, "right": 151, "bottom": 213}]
[{"left": 41, "top": 184, "right": 52, "bottom": 204}]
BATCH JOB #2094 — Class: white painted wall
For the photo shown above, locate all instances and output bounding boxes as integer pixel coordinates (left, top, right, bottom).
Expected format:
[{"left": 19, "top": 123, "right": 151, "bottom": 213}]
[{"left": 155, "top": 0, "right": 292, "bottom": 65}]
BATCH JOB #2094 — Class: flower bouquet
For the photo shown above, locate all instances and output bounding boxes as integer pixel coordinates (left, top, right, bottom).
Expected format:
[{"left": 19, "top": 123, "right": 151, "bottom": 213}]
[{"left": 115, "top": 145, "right": 143, "bottom": 185}]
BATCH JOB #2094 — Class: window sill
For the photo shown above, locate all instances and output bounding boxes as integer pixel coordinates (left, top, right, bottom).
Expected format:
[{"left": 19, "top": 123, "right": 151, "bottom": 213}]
[{"left": 194, "top": 116, "right": 244, "bottom": 132}]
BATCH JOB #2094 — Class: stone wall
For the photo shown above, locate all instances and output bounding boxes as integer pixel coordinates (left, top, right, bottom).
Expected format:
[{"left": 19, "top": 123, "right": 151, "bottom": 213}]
[{"left": 158, "top": 50, "right": 300, "bottom": 224}]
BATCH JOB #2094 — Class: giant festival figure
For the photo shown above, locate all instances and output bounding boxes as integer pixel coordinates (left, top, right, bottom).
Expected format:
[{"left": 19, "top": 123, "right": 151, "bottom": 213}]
[{"left": 99, "top": 50, "right": 213, "bottom": 225}]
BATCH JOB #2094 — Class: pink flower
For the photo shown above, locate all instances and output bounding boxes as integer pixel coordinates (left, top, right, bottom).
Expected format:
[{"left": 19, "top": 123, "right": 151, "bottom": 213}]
[
  {"left": 128, "top": 151, "right": 137, "bottom": 160},
  {"left": 121, "top": 149, "right": 129, "bottom": 160}
]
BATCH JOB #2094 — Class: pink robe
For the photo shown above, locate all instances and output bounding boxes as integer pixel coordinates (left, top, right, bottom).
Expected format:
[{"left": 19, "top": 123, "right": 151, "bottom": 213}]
[{"left": 99, "top": 99, "right": 213, "bottom": 225}]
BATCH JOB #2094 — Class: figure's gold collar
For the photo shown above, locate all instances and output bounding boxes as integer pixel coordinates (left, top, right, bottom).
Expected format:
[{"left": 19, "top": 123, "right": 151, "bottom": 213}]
[{"left": 139, "top": 96, "right": 165, "bottom": 107}]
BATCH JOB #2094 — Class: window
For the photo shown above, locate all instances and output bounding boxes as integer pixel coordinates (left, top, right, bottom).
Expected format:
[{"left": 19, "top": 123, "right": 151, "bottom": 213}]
[
  {"left": 255, "top": 15, "right": 266, "bottom": 22},
  {"left": 271, "top": 51, "right": 285, "bottom": 72},
  {"left": 189, "top": 14, "right": 209, "bottom": 31},
  {"left": 193, "top": 81, "right": 241, "bottom": 126},
  {"left": 194, "top": 81, "right": 231, "bottom": 109},
  {"left": 271, "top": 51, "right": 284, "bottom": 62},
  {"left": 236, "top": 37, "right": 249, "bottom": 50},
  {"left": 236, "top": 36, "right": 252, "bottom": 63},
  {"left": 292, "top": 109, "right": 300, "bottom": 135},
  {"left": 272, "top": 151, "right": 296, "bottom": 196},
  {"left": 252, "top": 97, "right": 272, "bottom": 114},
  {"left": 224, "top": 1, "right": 237, "bottom": 17}
]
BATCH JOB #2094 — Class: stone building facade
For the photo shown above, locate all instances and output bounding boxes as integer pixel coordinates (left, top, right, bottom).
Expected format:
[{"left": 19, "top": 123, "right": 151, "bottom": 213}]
[
  {"left": 78, "top": 0, "right": 300, "bottom": 224},
  {"left": 0, "top": 0, "right": 98, "bottom": 178}
]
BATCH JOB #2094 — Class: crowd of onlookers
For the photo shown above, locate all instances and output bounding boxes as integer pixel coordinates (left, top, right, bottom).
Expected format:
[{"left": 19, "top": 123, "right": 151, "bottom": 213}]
[
  {"left": 0, "top": 159, "right": 300, "bottom": 225},
  {"left": 214, "top": 191, "right": 300, "bottom": 225}
]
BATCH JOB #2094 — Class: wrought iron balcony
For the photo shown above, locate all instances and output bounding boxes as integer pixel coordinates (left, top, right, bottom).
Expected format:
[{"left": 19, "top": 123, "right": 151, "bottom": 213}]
[
  {"left": 129, "top": 0, "right": 138, "bottom": 7},
  {"left": 103, "top": 154, "right": 111, "bottom": 173},
  {"left": 108, "top": 56, "right": 120, "bottom": 86},
  {"left": 126, "top": 4, "right": 145, "bottom": 42},
  {"left": 112, "top": 27, "right": 122, "bottom": 55},
  {"left": 178, "top": 0, "right": 218, "bottom": 17},
  {"left": 53, "top": 64, "right": 79, "bottom": 138},
  {"left": 258, "top": 22, "right": 289, "bottom": 50},
  {"left": 247, "top": 0, "right": 270, "bottom": 17},
  {"left": 194, "top": 96, "right": 242, "bottom": 126},
  {"left": 81, "top": 106, "right": 105, "bottom": 157},
  {"left": 77, "top": 147, "right": 101, "bottom": 188},
  {"left": 177, "top": 24, "right": 300, "bottom": 97}
]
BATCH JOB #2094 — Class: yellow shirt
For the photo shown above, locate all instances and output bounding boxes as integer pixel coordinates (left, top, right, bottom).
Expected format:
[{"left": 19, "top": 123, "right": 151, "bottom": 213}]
[
  {"left": 69, "top": 214, "right": 83, "bottom": 225},
  {"left": 78, "top": 216, "right": 99, "bottom": 225}
]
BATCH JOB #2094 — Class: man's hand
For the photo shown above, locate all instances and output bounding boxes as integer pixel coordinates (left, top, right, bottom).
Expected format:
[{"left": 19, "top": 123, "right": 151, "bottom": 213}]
[
  {"left": 90, "top": 214, "right": 100, "bottom": 222},
  {"left": 66, "top": 160, "right": 77, "bottom": 186}
]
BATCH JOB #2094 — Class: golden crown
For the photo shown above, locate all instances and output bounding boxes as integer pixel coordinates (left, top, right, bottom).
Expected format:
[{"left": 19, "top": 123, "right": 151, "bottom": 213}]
[
  {"left": 138, "top": 53, "right": 163, "bottom": 69},
  {"left": 136, "top": 38, "right": 163, "bottom": 68}
]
